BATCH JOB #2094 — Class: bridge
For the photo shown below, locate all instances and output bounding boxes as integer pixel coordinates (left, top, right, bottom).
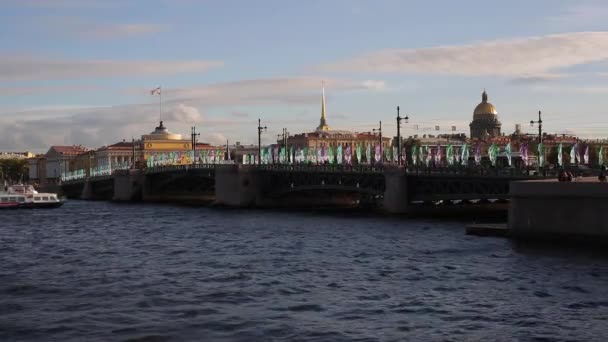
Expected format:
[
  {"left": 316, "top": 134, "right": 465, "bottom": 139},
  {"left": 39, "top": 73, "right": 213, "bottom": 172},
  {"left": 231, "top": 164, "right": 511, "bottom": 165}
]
[{"left": 56, "top": 162, "right": 562, "bottom": 213}]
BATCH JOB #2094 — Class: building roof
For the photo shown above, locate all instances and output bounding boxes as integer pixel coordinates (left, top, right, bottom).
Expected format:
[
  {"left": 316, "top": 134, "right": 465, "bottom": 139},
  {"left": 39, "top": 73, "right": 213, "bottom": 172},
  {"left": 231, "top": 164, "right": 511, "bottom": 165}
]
[
  {"left": 473, "top": 90, "right": 498, "bottom": 120},
  {"left": 48, "top": 145, "right": 89, "bottom": 155}
]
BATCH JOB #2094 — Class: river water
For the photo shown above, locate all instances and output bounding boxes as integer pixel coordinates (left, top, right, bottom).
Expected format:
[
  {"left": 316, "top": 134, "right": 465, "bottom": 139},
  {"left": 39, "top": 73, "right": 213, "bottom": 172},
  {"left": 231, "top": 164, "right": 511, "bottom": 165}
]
[{"left": 1, "top": 201, "right": 607, "bottom": 341}]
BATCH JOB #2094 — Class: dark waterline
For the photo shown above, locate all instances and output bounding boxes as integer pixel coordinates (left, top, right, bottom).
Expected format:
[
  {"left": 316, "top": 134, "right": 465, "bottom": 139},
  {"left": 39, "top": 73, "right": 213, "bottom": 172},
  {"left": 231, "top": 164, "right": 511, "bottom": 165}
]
[{"left": 1, "top": 201, "right": 607, "bottom": 341}]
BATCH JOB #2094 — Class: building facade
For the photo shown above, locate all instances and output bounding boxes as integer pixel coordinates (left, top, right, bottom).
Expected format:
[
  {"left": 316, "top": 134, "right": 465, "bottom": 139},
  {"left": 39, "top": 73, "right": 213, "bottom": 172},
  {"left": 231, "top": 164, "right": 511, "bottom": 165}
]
[{"left": 285, "top": 86, "right": 391, "bottom": 163}]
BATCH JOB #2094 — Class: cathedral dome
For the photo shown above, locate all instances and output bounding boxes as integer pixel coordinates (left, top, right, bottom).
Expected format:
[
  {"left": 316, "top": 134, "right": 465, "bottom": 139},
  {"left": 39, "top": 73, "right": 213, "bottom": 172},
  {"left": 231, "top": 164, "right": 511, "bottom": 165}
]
[{"left": 473, "top": 90, "right": 498, "bottom": 120}]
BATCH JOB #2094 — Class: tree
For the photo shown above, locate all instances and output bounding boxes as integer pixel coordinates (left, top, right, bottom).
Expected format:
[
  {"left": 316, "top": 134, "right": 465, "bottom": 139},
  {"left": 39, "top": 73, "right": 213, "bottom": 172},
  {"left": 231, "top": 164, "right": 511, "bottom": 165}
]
[{"left": 0, "top": 158, "right": 29, "bottom": 183}]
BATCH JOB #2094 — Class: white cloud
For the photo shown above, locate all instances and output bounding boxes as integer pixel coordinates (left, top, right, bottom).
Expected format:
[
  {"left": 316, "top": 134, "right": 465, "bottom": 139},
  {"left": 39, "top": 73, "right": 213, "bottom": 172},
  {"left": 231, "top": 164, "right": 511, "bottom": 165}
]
[
  {"left": 0, "top": 55, "right": 223, "bottom": 81},
  {"left": 318, "top": 32, "right": 608, "bottom": 79},
  {"left": 168, "top": 104, "right": 203, "bottom": 123},
  {"left": 207, "top": 133, "right": 227, "bottom": 145},
  {"left": 155, "top": 77, "right": 388, "bottom": 107},
  {"left": 0, "top": 77, "right": 388, "bottom": 151}
]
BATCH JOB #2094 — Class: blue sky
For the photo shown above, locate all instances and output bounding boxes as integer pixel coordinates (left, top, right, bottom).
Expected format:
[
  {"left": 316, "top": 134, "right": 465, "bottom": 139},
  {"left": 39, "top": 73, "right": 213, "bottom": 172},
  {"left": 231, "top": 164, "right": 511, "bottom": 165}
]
[{"left": 2, "top": 0, "right": 608, "bottom": 151}]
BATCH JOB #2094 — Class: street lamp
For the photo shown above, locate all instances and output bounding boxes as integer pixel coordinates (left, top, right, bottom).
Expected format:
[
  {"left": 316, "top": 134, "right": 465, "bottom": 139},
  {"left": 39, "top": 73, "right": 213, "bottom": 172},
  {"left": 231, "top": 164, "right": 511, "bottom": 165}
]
[
  {"left": 396, "top": 106, "right": 409, "bottom": 166},
  {"left": 530, "top": 110, "right": 543, "bottom": 144},
  {"left": 373, "top": 120, "right": 382, "bottom": 163},
  {"left": 257, "top": 118, "right": 267, "bottom": 165},
  {"left": 191, "top": 126, "right": 200, "bottom": 164}
]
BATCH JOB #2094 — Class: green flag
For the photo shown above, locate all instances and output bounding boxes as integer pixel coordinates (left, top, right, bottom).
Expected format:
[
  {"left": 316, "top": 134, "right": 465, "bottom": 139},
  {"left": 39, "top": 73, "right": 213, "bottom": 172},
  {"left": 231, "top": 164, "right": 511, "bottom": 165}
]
[
  {"left": 600, "top": 146, "right": 604, "bottom": 166},
  {"left": 446, "top": 144, "right": 454, "bottom": 165},
  {"left": 538, "top": 143, "right": 545, "bottom": 167},
  {"left": 505, "top": 142, "right": 512, "bottom": 166},
  {"left": 337, "top": 145, "right": 343, "bottom": 165},
  {"left": 411, "top": 145, "right": 418, "bottom": 165},
  {"left": 356, "top": 144, "right": 362, "bottom": 164},
  {"left": 557, "top": 143, "right": 563, "bottom": 166},
  {"left": 488, "top": 144, "right": 498, "bottom": 166}
]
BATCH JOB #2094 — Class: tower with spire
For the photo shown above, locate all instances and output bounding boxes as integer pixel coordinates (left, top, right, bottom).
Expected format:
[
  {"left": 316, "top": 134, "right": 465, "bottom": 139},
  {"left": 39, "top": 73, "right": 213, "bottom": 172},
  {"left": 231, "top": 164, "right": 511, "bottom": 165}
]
[{"left": 316, "top": 82, "right": 330, "bottom": 131}]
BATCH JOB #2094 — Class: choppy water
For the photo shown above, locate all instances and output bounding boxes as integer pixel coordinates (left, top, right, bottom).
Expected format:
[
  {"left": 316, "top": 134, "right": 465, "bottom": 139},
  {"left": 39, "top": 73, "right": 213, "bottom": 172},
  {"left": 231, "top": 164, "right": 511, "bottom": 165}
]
[{"left": 1, "top": 201, "right": 607, "bottom": 341}]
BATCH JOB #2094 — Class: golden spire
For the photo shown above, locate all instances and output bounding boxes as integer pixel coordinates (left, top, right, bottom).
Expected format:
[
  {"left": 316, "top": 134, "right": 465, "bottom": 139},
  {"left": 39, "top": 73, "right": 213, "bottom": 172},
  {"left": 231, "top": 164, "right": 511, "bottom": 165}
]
[{"left": 317, "top": 81, "right": 330, "bottom": 131}]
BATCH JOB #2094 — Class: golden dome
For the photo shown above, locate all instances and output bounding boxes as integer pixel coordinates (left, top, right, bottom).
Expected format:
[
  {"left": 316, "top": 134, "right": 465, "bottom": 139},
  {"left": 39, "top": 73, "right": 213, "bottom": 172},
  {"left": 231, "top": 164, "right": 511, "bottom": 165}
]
[{"left": 473, "top": 90, "right": 498, "bottom": 119}]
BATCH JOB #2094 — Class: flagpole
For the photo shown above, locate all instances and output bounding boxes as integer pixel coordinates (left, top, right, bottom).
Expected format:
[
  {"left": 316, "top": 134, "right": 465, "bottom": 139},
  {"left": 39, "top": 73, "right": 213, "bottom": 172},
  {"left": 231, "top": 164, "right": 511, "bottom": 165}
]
[{"left": 159, "top": 86, "right": 162, "bottom": 122}]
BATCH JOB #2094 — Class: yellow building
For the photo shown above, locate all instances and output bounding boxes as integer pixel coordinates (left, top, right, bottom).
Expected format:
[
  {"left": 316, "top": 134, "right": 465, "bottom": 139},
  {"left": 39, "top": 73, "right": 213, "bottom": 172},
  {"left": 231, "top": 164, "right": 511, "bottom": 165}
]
[{"left": 142, "top": 121, "right": 214, "bottom": 166}]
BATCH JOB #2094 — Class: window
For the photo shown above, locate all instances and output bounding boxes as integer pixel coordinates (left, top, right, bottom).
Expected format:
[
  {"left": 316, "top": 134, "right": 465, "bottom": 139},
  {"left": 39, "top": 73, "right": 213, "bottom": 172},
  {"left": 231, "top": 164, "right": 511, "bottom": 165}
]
[
  {"left": 18, "top": 197, "right": 25, "bottom": 202},
  {"left": 1, "top": 197, "right": 7, "bottom": 202},
  {"left": 42, "top": 196, "right": 49, "bottom": 201},
  {"left": 34, "top": 197, "right": 41, "bottom": 201}
]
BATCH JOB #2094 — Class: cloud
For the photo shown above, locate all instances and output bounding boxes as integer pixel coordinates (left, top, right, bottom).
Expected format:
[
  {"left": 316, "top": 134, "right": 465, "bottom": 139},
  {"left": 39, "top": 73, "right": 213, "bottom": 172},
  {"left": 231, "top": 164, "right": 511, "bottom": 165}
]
[
  {"left": 0, "top": 77, "right": 388, "bottom": 151},
  {"left": 39, "top": 17, "right": 167, "bottom": 39},
  {"left": 231, "top": 111, "right": 249, "bottom": 118},
  {"left": 167, "top": 104, "right": 203, "bottom": 123},
  {"left": 0, "top": 85, "right": 104, "bottom": 97},
  {"left": 0, "top": 55, "right": 223, "bottom": 81},
  {"left": 318, "top": 32, "right": 608, "bottom": 79},
  {"left": 155, "top": 77, "right": 387, "bottom": 107},
  {"left": 207, "top": 133, "right": 227, "bottom": 145}
]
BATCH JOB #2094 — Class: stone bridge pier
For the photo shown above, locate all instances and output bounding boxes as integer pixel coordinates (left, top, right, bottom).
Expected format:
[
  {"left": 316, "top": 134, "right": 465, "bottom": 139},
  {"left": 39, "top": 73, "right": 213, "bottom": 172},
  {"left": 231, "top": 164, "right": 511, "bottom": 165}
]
[
  {"left": 113, "top": 169, "right": 145, "bottom": 201},
  {"left": 214, "top": 165, "right": 260, "bottom": 207},
  {"left": 382, "top": 168, "right": 409, "bottom": 214}
]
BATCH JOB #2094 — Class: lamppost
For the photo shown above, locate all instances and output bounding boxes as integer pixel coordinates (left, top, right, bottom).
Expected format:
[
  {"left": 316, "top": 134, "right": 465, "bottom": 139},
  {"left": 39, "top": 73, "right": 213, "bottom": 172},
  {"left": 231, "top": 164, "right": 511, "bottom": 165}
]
[
  {"left": 530, "top": 110, "right": 543, "bottom": 144},
  {"left": 191, "top": 126, "right": 200, "bottom": 164},
  {"left": 396, "top": 106, "right": 409, "bottom": 166},
  {"left": 257, "top": 118, "right": 267, "bottom": 165},
  {"left": 373, "top": 120, "right": 382, "bottom": 163}
]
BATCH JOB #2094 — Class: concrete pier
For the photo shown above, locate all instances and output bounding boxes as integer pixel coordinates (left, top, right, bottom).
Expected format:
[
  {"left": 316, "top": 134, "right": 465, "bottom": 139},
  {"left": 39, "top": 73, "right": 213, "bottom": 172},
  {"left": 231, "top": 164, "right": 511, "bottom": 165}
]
[{"left": 509, "top": 177, "right": 608, "bottom": 242}]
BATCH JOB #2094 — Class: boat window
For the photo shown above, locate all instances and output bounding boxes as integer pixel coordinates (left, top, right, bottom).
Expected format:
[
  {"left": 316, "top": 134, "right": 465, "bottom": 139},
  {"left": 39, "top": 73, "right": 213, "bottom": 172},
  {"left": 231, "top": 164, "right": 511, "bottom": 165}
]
[
  {"left": 42, "top": 196, "right": 49, "bottom": 201},
  {"left": 18, "top": 197, "right": 25, "bottom": 202},
  {"left": 34, "top": 197, "right": 41, "bottom": 201},
  {"left": 1, "top": 197, "right": 7, "bottom": 202},
  {"left": 9, "top": 197, "right": 18, "bottom": 202}
]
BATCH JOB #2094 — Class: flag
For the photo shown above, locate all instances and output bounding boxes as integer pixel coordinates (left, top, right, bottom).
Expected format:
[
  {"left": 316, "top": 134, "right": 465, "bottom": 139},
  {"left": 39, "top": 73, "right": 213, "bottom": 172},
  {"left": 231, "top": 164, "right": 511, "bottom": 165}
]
[
  {"left": 461, "top": 143, "right": 469, "bottom": 165},
  {"left": 392, "top": 146, "right": 398, "bottom": 163},
  {"left": 356, "top": 144, "right": 362, "bottom": 164},
  {"left": 537, "top": 143, "right": 545, "bottom": 167},
  {"left": 365, "top": 144, "right": 371, "bottom": 164},
  {"left": 435, "top": 144, "right": 442, "bottom": 165},
  {"left": 345, "top": 145, "right": 352, "bottom": 165},
  {"left": 375, "top": 144, "right": 381, "bottom": 164},
  {"left": 150, "top": 86, "right": 161, "bottom": 95},
  {"left": 474, "top": 144, "right": 481, "bottom": 165},
  {"left": 411, "top": 145, "right": 418, "bottom": 165},
  {"left": 557, "top": 143, "right": 563, "bottom": 166},
  {"left": 385, "top": 146, "right": 392, "bottom": 162},
  {"left": 337, "top": 145, "right": 343, "bottom": 165},
  {"left": 425, "top": 145, "right": 431, "bottom": 166},
  {"left": 505, "top": 142, "right": 512, "bottom": 167},
  {"left": 570, "top": 144, "right": 577, "bottom": 165},
  {"left": 488, "top": 144, "right": 498, "bottom": 166},
  {"left": 521, "top": 143, "right": 529, "bottom": 166},
  {"left": 446, "top": 144, "right": 454, "bottom": 166},
  {"left": 600, "top": 146, "right": 605, "bottom": 166},
  {"left": 584, "top": 146, "right": 589, "bottom": 164}
]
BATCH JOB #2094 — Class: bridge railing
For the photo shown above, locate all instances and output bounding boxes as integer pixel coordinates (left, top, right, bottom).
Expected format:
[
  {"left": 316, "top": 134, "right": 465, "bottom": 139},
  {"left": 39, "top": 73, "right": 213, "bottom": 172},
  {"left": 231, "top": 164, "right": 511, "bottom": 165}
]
[{"left": 250, "top": 163, "right": 385, "bottom": 173}]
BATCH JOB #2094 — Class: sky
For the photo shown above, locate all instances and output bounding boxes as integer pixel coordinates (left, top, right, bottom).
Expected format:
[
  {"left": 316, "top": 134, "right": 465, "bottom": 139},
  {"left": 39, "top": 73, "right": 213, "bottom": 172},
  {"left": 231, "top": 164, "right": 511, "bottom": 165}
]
[{"left": 2, "top": 0, "right": 608, "bottom": 152}]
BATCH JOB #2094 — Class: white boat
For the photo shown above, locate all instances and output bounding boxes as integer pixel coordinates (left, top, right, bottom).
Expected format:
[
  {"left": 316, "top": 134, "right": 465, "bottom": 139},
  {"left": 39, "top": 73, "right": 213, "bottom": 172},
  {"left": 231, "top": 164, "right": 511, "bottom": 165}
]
[{"left": 0, "top": 184, "right": 63, "bottom": 209}]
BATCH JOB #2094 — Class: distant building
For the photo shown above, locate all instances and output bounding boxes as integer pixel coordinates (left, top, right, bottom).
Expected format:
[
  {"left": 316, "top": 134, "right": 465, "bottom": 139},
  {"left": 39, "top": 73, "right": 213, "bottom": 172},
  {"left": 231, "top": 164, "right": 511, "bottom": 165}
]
[
  {"left": 286, "top": 85, "right": 391, "bottom": 161},
  {"left": 0, "top": 151, "right": 34, "bottom": 159},
  {"left": 141, "top": 120, "right": 214, "bottom": 165},
  {"left": 469, "top": 90, "right": 502, "bottom": 140},
  {"left": 38, "top": 145, "right": 90, "bottom": 182}
]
